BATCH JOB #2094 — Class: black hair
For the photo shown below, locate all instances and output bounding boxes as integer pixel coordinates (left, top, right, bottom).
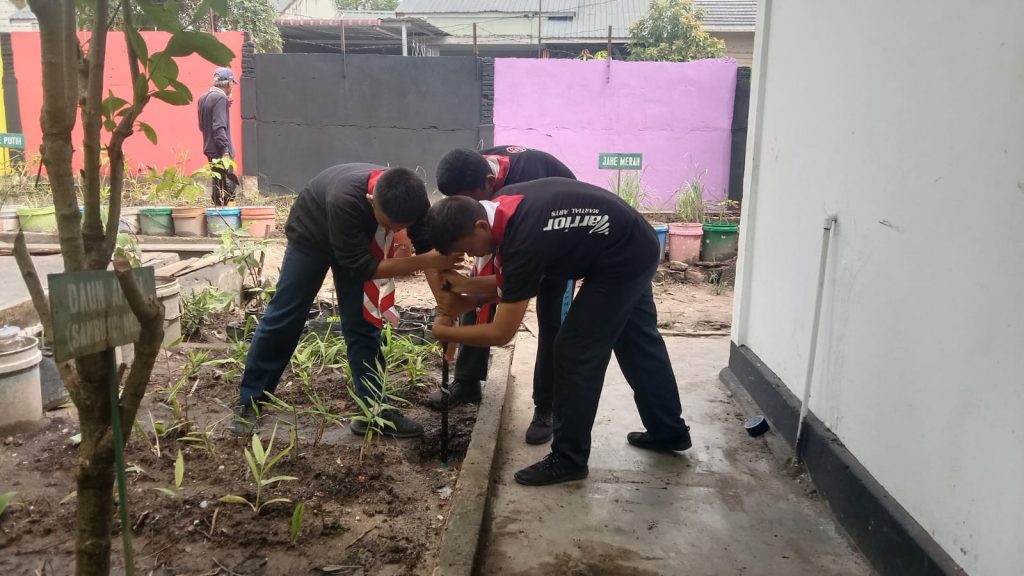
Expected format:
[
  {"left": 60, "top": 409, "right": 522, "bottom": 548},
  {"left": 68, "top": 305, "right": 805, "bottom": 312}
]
[
  {"left": 436, "top": 148, "right": 491, "bottom": 196},
  {"left": 374, "top": 167, "right": 429, "bottom": 224},
  {"left": 426, "top": 196, "right": 486, "bottom": 255}
]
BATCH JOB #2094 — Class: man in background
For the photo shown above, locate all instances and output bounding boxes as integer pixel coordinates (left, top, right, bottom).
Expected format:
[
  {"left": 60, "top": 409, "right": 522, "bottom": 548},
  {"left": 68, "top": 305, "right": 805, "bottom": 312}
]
[{"left": 197, "top": 67, "right": 238, "bottom": 206}]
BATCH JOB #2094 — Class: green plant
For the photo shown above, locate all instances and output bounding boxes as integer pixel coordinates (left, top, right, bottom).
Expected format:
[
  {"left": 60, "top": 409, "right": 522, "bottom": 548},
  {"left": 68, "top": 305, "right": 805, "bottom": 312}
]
[
  {"left": 177, "top": 415, "right": 225, "bottom": 458},
  {"left": 262, "top": 392, "right": 299, "bottom": 451},
  {"left": 219, "top": 0, "right": 284, "bottom": 54},
  {"left": 154, "top": 450, "right": 185, "bottom": 498},
  {"left": 675, "top": 177, "right": 706, "bottom": 223},
  {"left": 180, "top": 287, "right": 234, "bottom": 338},
  {"left": 144, "top": 162, "right": 216, "bottom": 204},
  {"left": 381, "top": 324, "right": 436, "bottom": 390},
  {"left": 710, "top": 199, "right": 740, "bottom": 222},
  {"left": 609, "top": 171, "right": 648, "bottom": 210},
  {"left": 161, "top": 349, "right": 209, "bottom": 434},
  {"left": 114, "top": 233, "right": 142, "bottom": 267},
  {"left": 291, "top": 502, "right": 305, "bottom": 544},
  {"left": 203, "top": 316, "right": 256, "bottom": 379},
  {"left": 215, "top": 230, "right": 275, "bottom": 312},
  {"left": 301, "top": 382, "right": 345, "bottom": 448},
  {"left": 347, "top": 361, "right": 405, "bottom": 460},
  {"left": 0, "top": 491, "right": 17, "bottom": 518},
  {"left": 628, "top": 0, "right": 726, "bottom": 62},
  {"left": 219, "top": 424, "right": 297, "bottom": 513}
]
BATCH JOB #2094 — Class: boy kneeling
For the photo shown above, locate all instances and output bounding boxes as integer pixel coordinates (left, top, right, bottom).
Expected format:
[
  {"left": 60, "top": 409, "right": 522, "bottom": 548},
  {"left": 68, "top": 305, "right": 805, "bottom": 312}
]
[{"left": 427, "top": 177, "right": 691, "bottom": 486}]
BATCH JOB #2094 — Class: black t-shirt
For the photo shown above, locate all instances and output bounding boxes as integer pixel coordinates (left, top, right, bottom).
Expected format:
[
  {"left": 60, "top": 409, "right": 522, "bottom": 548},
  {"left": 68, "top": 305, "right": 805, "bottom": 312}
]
[
  {"left": 285, "top": 163, "right": 432, "bottom": 282},
  {"left": 492, "top": 178, "right": 659, "bottom": 303},
  {"left": 482, "top": 145, "right": 576, "bottom": 188}
]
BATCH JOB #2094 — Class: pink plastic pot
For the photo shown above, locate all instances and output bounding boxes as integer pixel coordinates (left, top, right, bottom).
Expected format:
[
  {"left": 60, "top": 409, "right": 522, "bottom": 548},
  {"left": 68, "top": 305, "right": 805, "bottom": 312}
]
[
  {"left": 241, "top": 206, "right": 276, "bottom": 238},
  {"left": 667, "top": 223, "right": 704, "bottom": 264}
]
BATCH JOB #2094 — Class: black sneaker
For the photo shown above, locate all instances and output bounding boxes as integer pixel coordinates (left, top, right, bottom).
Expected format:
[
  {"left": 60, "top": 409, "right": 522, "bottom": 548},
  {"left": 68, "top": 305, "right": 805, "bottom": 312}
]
[
  {"left": 513, "top": 452, "right": 589, "bottom": 486},
  {"left": 626, "top": 427, "right": 693, "bottom": 452},
  {"left": 524, "top": 407, "right": 553, "bottom": 445},
  {"left": 349, "top": 409, "right": 424, "bottom": 438},
  {"left": 232, "top": 404, "right": 259, "bottom": 437},
  {"left": 426, "top": 379, "right": 482, "bottom": 410}
]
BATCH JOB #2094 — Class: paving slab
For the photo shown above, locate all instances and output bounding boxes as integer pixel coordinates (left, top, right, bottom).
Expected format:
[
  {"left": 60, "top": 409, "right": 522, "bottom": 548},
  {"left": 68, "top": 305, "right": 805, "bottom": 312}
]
[{"left": 479, "top": 335, "right": 873, "bottom": 576}]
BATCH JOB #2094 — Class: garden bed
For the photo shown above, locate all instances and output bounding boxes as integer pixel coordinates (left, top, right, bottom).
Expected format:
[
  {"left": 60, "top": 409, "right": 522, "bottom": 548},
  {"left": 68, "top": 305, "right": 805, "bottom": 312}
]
[{"left": 0, "top": 316, "right": 474, "bottom": 575}]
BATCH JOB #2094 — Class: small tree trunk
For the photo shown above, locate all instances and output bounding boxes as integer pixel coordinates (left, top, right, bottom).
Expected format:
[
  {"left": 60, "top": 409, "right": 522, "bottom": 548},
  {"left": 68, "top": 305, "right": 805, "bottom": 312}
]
[{"left": 74, "top": 424, "right": 116, "bottom": 576}]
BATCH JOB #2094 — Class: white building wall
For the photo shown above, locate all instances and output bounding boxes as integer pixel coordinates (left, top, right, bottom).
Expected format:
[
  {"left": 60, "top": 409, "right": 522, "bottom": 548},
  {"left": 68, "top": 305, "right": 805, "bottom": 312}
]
[{"left": 734, "top": 1, "right": 1024, "bottom": 575}]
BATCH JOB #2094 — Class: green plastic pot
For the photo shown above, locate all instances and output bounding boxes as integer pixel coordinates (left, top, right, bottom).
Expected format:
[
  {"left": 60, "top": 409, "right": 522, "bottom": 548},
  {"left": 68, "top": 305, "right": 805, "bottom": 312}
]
[
  {"left": 701, "top": 222, "right": 739, "bottom": 262},
  {"left": 139, "top": 206, "right": 173, "bottom": 236},
  {"left": 16, "top": 206, "right": 57, "bottom": 233}
]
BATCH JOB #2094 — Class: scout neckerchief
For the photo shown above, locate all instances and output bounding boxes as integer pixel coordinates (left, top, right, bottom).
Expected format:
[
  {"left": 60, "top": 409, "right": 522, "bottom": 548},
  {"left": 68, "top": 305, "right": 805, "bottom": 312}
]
[{"left": 363, "top": 170, "right": 400, "bottom": 328}]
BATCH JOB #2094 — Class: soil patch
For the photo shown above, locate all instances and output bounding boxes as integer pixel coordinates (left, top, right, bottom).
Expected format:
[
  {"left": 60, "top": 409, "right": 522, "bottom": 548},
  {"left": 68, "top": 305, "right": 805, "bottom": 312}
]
[{"left": 0, "top": 331, "right": 473, "bottom": 575}]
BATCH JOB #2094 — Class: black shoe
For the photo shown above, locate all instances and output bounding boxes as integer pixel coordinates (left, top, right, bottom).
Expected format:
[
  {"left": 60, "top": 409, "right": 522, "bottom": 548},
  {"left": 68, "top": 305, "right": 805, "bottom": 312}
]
[
  {"left": 426, "top": 379, "right": 482, "bottom": 410},
  {"left": 626, "top": 427, "right": 693, "bottom": 452},
  {"left": 514, "top": 452, "right": 589, "bottom": 486},
  {"left": 524, "top": 407, "right": 553, "bottom": 445},
  {"left": 349, "top": 409, "right": 424, "bottom": 438},
  {"left": 232, "top": 404, "right": 258, "bottom": 437}
]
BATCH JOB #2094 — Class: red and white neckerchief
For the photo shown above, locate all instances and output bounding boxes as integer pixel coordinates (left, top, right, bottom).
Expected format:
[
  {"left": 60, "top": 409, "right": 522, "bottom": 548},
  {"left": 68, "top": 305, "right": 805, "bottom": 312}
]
[
  {"left": 466, "top": 156, "right": 511, "bottom": 321},
  {"left": 482, "top": 194, "right": 524, "bottom": 304},
  {"left": 482, "top": 155, "right": 511, "bottom": 191},
  {"left": 363, "top": 170, "right": 400, "bottom": 329}
]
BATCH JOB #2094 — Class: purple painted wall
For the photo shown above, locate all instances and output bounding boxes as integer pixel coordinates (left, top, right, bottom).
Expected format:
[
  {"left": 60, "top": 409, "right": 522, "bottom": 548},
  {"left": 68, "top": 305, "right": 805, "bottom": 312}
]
[{"left": 494, "top": 58, "right": 739, "bottom": 209}]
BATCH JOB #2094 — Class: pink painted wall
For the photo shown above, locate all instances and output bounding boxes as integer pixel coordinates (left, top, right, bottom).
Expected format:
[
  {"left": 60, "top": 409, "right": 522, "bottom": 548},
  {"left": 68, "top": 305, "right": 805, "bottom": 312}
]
[
  {"left": 494, "top": 58, "right": 738, "bottom": 209},
  {"left": 11, "top": 31, "right": 244, "bottom": 175}
]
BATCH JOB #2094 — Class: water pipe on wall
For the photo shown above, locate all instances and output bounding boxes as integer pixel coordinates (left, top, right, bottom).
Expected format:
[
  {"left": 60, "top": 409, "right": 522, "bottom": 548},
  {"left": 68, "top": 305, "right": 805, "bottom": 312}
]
[{"left": 795, "top": 214, "right": 838, "bottom": 458}]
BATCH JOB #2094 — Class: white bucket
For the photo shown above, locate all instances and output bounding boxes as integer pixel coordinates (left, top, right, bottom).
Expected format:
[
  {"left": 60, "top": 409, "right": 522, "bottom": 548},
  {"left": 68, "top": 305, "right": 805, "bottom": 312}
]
[
  {"left": 0, "top": 335, "right": 43, "bottom": 428},
  {"left": 119, "top": 207, "right": 142, "bottom": 233},
  {"left": 155, "top": 276, "right": 182, "bottom": 347},
  {"left": 0, "top": 205, "right": 22, "bottom": 232}
]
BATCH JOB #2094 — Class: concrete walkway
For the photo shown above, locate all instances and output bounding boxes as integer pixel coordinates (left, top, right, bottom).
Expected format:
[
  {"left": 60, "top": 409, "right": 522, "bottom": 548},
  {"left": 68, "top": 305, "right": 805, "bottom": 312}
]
[{"left": 479, "top": 335, "right": 873, "bottom": 576}]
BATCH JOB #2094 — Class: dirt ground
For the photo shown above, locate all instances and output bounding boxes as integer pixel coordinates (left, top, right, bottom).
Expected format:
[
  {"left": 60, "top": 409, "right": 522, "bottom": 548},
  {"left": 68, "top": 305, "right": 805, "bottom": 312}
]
[{"left": 0, "top": 243, "right": 733, "bottom": 576}]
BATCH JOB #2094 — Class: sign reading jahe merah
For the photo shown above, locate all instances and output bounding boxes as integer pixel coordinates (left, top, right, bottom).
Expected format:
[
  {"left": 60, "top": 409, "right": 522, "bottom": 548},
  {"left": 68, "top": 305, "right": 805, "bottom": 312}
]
[
  {"left": 598, "top": 152, "right": 643, "bottom": 170},
  {"left": 49, "top": 268, "right": 156, "bottom": 362}
]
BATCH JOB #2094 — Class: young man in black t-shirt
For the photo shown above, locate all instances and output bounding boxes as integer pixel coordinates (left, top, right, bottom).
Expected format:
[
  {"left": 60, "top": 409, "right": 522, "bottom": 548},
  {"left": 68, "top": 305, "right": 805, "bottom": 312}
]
[
  {"left": 426, "top": 178, "right": 691, "bottom": 486},
  {"left": 430, "top": 146, "right": 577, "bottom": 445},
  {"left": 233, "top": 164, "right": 459, "bottom": 438}
]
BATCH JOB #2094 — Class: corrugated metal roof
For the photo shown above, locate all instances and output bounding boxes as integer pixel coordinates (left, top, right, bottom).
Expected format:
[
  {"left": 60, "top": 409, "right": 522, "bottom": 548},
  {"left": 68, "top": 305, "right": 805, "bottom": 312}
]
[
  {"left": 695, "top": 0, "right": 756, "bottom": 32},
  {"left": 395, "top": 0, "right": 755, "bottom": 38}
]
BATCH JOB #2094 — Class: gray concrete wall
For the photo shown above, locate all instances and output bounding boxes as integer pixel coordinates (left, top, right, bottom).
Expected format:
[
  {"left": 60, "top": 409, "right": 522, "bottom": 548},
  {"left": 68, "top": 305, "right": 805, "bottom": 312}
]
[{"left": 244, "top": 54, "right": 493, "bottom": 196}]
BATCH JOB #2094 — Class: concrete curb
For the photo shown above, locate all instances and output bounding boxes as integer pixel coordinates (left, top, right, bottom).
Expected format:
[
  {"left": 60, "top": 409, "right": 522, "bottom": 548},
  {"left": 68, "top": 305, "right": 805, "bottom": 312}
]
[{"left": 435, "top": 344, "right": 515, "bottom": 576}]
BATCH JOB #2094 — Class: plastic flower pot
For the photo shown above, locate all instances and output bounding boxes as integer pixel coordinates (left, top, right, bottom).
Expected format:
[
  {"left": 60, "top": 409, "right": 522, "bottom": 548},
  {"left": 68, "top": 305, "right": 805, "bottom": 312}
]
[
  {"left": 139, "top": 207, "right": 173, "bottom": 236},
  {"left": 172, "top": 206, "right": 208, "bottom": 237},
  {"left": 667, "top": 223, "right": 703, "bottom": 264},
  {"left": 701, "top": 222, "right": 740, "bottom": 262},
  {"left": 17, "top": 206, "right": 58, "bottom": 233}
]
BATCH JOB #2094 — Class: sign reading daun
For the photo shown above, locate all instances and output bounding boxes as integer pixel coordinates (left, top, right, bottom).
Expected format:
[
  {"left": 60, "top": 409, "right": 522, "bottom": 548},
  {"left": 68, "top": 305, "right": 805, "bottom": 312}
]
[
  {"left": 48, "top": 268, "right": 157, "bottom": 362},
  {"left": 598, "top": 152, "right": 643, "bottom": 170}
]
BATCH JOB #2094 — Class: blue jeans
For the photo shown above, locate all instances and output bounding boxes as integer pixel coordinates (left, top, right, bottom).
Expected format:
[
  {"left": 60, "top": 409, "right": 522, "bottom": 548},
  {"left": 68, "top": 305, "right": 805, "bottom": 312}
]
[{"left": 238, "top": 244, "right": 384, "bottom": 408}]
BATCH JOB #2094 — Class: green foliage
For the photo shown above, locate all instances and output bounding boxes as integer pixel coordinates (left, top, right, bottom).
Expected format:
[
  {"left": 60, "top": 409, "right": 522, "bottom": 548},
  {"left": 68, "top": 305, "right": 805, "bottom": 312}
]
[
  {"left": 215, "top": 229, "right": 273, "bottom": 289},
  {"left": 155, "top": 450, "right": 186, "bottom": 498},
  {"left": 347, "top": 361, "right": 405, "bottom": 460},
  {"left": 335, "top": 0, "right": 399, "bottom": 10},
  {"left": 381, "top": 324, "right": 435, "bottom": 389},
  {"left": 145, "top": 163, "right": 215, "bottom": 204},
  {"left": 710, "top": 199, "right": 740, "bottom": 222},
  {"left": 115, "top": 233, "right": 143, "bottom": 267},
  {"left": 203, "top": 315, "right": 256, "bottom": 379},
  {"left": 219, "top": 0, "right": 284, "bottom": 54},
  {"left": 675, "top": 176, "right": 706, "bottom": 223},
  {"left": 219, "top": 424, "right": 297, "bottom": 513},
  {"left": 628, "top": 0, "right": 726, "bottom": 62},
  {"left": 181, "top": 286, "right": 235, "bottom": 338},
  {"left": 0, "top": 491, "right": 17, "bottom": 518},
  {"left": 609, "top": 171, "right": 648, "bottom": 210},
  {"left": 291, "top": 502, "right": 305, "bottom": 544}
]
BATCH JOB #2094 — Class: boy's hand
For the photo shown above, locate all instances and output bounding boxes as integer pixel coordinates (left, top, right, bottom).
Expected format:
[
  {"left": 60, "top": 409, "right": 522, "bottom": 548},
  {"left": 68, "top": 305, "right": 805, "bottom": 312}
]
[
  {"left": 436, "top": 291, "right": 475, "bottom": 317},
  {"left": 425, "top": 251, "right": 465, "bottom": 271}
]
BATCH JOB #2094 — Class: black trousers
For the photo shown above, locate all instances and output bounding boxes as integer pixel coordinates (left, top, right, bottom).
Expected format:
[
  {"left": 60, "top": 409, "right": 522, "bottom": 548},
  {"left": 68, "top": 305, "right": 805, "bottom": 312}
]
[
  {"left": 453, "top": 276, "right": 570, "bottom": 411},
  {"left": 551, "top": 263, "right": 688, "bottom": 468}
]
